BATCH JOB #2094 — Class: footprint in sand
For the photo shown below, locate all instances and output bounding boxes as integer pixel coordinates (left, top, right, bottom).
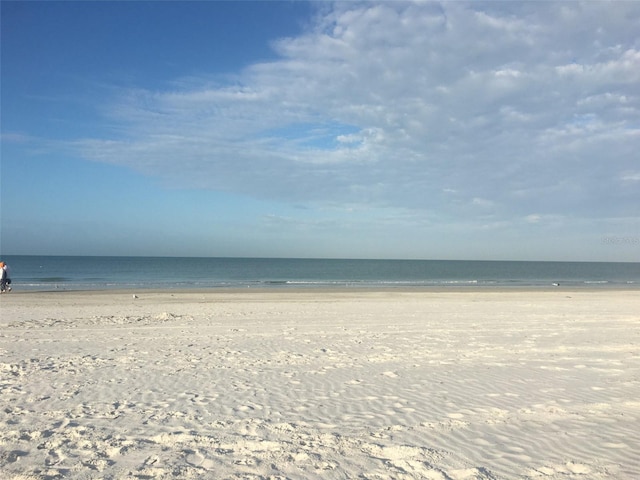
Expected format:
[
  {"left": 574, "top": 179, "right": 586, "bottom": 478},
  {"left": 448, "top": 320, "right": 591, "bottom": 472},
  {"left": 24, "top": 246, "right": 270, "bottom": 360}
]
[
  {"left": 185, "top": 451, "right": 215, "bottom": 470},
  {"left": 566, "top": 462, "right": 591, "bottom": 474},
  {"left": 186, "top": 451, "right": 205, "bottom": 466},
  {"left": 45, "top": 450, "right": 63, "bottom": 466}
]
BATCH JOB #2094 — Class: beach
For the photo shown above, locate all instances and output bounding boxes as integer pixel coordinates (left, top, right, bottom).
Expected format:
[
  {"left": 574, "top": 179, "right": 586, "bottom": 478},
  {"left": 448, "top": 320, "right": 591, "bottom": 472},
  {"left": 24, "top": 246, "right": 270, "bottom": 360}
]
[{"left": 1, "top": 289, "right": 638, "bottom": 479}]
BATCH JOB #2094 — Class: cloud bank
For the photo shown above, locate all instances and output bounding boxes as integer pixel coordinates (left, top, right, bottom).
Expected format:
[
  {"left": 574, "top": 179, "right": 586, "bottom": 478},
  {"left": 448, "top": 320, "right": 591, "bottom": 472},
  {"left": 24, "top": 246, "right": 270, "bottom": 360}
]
[{"left": 73, "top": 1, "right": 640, "bottom": 228}]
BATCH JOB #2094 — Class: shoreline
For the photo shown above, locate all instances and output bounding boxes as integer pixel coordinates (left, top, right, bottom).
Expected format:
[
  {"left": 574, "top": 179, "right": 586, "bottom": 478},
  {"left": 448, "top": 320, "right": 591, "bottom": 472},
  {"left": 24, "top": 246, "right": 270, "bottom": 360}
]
[{"left": 3, "top": 283, "right": 640, "bottom": 296}]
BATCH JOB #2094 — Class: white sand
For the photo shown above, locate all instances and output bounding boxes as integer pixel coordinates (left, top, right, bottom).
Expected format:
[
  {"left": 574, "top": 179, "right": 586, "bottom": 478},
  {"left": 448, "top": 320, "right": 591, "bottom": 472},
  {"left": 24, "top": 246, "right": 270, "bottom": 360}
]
[{"left": 0, "top": 289, "right": 638, "bottom": 479}]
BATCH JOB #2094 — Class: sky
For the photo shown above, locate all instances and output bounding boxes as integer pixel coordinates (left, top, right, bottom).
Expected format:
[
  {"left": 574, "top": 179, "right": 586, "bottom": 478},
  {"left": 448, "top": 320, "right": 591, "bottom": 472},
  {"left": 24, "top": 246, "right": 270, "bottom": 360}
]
[{"left": 1, "top": 1, "right": 639, "bottom": 261}]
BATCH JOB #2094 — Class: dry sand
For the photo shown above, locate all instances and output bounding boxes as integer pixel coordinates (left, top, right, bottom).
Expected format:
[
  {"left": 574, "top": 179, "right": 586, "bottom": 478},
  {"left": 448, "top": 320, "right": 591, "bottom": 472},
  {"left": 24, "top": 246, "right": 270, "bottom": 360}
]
[{"left": 0, "top": 289, "right": 638, "bottom": 479}]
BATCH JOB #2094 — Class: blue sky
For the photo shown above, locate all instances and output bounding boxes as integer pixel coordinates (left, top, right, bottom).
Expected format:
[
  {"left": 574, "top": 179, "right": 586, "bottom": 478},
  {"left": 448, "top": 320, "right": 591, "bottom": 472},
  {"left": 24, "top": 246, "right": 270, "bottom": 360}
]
[{"left": 1, "top": 1, "right": 639, "bottom": 261}]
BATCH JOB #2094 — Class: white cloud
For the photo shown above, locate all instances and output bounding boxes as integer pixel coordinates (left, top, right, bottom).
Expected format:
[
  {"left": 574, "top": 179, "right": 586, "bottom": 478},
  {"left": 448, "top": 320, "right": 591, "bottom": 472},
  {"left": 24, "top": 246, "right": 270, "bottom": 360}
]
[
  {"left": 72, "top": 1, "right": 639, "bottom": 228},
  {"left": 1, "top": 132, "right": 38, "bottom": 143},
  {"left": 621, "top": 172, "right": 640, "bottom": 182}
]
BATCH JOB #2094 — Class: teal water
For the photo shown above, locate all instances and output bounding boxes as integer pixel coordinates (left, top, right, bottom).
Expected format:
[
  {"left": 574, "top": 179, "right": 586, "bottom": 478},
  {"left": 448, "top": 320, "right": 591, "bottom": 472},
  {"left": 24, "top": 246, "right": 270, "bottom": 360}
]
[{"left": 2, "top": 256, "right": 639, "bottom": 291}]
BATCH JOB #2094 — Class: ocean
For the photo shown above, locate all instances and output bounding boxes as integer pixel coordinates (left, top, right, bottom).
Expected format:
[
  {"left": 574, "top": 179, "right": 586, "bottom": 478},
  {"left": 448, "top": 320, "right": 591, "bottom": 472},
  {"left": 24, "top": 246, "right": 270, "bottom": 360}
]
[{"left": 2, "top": 256, "right": 639, "bottom": 291}]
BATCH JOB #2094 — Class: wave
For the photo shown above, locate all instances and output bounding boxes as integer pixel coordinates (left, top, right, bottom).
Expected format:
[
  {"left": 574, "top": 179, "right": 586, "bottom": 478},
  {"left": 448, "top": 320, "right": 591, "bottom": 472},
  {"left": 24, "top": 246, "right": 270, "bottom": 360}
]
[{"left": 38, "top": 277, "right": 71, "bottom": 283}]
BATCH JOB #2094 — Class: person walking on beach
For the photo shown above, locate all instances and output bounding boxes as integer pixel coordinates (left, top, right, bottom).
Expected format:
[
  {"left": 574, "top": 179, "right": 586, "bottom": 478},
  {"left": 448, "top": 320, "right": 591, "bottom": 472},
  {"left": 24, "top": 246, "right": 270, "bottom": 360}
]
[{"left": 0, "top": 262, "right": 12, "bottom": 293}]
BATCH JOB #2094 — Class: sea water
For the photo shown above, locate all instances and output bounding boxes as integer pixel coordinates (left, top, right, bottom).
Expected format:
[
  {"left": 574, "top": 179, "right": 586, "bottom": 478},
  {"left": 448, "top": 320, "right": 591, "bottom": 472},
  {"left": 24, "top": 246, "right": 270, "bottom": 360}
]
[{"left": 2, "top": 256, "right": 639, "bottom": 291}]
